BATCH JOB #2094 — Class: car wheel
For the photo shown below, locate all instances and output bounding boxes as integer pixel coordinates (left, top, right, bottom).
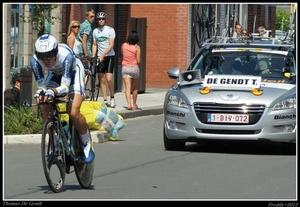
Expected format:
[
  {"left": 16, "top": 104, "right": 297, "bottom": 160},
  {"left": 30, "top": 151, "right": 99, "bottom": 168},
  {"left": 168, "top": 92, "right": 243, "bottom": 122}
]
[{"left": 163, "top": 127, "right": 185, "bottom": 151}]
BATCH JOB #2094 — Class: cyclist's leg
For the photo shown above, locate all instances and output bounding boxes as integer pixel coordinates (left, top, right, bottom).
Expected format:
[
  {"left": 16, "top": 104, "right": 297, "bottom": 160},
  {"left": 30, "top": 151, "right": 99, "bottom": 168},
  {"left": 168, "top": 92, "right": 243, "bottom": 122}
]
[
  {"left": 68, "top": 60, "right": 95, "bottom": 163},
  {"left": 98, "top": 69, "right": 108, "bottom": 103},
  {"left": 106, "top": 56, "right": 115, "bottom": 98}
]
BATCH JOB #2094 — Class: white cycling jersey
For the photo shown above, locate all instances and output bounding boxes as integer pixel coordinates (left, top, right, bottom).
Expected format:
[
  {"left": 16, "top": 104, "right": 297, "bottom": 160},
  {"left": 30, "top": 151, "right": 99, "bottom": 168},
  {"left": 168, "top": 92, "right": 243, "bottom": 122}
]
[{"left": 30, "top": 43, "right": 85, "bottom": 96}]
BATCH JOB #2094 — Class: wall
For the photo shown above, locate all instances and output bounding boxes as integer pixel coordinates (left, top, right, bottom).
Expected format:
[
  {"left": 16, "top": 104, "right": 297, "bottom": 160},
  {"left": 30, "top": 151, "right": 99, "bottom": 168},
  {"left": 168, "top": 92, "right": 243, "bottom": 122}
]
[
  {"left": 248, "top": 4, "right": 276, "bottom": 35},
  {"left": 131, "top": 4, "right": 189, "bottom": 88}
]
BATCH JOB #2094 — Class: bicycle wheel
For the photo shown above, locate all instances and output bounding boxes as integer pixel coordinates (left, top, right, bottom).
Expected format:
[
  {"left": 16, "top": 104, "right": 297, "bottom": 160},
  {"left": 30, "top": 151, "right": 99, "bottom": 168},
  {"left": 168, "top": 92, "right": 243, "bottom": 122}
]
[
  {"left": 72, "top": 125, "right": 94, "bottom": 189},
  {"left": 90, "top": 72, "right": 100, "bottom": 101},
  {"left": 41, "top": 119, "right": 66, "bottom": 193},
  {"left": 90, "top": 72, "right": 96, "bottom": 101}
]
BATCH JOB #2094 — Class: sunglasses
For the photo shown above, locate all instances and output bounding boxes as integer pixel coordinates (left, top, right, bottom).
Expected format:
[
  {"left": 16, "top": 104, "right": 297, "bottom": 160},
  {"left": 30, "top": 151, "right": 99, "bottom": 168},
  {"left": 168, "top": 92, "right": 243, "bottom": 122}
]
[
  {"left": 89, "top": 15, "right": 95, "bottom": 18},
  {"left": 97, "top": 18, "right": 106, "bottom": 21},
  {"left": 72, "top": 25, "right": 80, "bottom": 28},
  {"left": 36, "top": 52, "right": 56, "bottom": 60},
  {"left": 242, "top": 33, "right": 247, "bottom": 35}
]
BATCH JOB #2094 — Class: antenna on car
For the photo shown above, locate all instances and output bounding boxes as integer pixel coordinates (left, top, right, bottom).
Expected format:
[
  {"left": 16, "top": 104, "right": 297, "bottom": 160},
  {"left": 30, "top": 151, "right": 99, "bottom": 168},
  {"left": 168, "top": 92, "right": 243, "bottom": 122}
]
[{"left": 253, "top": 15, "right": 256, "bottom": 33}]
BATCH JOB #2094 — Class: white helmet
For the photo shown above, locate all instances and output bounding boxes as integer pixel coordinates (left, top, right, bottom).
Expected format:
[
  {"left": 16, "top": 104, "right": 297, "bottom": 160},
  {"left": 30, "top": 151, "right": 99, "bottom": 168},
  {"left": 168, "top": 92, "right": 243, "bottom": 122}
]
[
  {"left": 35, "top": 34, "right": 58, "bottom": 59},
  {"left": 96, "top": 12, "right": 107, "bottom": 19}
]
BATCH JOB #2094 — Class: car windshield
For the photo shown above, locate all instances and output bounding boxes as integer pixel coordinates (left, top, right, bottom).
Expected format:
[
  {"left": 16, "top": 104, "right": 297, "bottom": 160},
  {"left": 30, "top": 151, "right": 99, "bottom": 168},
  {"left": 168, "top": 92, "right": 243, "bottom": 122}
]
[{"left": 190, "top": 47, "right": 296, "bottom": 83}]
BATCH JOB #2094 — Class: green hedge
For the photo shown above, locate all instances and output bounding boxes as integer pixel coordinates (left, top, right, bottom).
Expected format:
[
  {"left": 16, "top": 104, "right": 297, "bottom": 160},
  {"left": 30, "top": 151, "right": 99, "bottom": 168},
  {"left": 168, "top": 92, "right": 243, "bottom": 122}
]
[{"left": 4, "top": 105, "right": 44, "bottom": 135}]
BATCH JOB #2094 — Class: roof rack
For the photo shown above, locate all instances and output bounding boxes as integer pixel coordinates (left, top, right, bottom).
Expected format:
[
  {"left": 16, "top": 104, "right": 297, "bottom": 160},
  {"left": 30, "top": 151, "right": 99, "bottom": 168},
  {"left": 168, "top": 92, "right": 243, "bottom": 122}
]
[{"left": 201, "top": 35, "right": 294, "bottom": 48}]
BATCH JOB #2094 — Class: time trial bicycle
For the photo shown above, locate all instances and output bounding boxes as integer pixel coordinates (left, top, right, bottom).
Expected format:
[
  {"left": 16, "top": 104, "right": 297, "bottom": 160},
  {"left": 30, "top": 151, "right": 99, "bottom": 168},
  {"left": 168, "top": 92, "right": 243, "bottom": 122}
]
[{"left": 24, "top": 95, "right": 95, "bottom": 193}]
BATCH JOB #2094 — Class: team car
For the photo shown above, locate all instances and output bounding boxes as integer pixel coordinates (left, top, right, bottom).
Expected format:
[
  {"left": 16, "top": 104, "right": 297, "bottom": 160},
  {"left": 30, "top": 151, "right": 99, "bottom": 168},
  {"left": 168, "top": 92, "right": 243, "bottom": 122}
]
[{"left": 163, "top": 33, "right": 296, "bottom": 151}]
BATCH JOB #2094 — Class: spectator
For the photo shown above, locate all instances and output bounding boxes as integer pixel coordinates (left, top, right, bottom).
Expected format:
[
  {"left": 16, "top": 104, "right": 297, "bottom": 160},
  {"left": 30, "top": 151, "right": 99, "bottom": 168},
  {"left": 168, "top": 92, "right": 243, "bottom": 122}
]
[
  {"left": 257, "top": 26, "right": 268, "bottom": 37},
  {"left": 92, "top": 12, "right": 116, "bottom": 108},
  {"left": 4, "top": 73, "right": 20, "bottom": 108},
  {"left": 232, "top": 23, "right": 242, "bottom": 38},
  {"left": 77, "top": 9, "right": 95, "bottom": 88},
  {"left": 121, "top": 30, "right": 141, "bottom": 110},
  {"left": 241, "top": 29, "right": 248, "bottom": 37},
  {"left": 67, "top": 20, "right": 81, "bottom": 56}
]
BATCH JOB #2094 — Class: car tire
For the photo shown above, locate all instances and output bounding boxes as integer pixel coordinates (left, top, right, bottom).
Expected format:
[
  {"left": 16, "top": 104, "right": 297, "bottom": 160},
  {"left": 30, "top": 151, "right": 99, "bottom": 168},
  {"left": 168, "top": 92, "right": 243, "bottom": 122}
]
[{"left": 163, "top": 127, "right": 185, "bottom": 151}]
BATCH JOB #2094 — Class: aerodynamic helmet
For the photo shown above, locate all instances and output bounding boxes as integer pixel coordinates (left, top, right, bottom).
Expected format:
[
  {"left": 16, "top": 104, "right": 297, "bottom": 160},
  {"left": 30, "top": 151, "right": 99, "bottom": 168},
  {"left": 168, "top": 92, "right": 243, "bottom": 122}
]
[
  {"left": 35, "top": 34, "right": 58, "bottom": 60},
  {"left": 96, "top": 12, "right": 107, "bottom": 19}
]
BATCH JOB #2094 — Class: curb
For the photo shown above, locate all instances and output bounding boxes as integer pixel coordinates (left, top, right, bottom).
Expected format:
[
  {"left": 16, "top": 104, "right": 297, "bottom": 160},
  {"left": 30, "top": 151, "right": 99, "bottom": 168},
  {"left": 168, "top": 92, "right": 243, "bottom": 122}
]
[
  {"left": 4, "top": 106, "right": 164, "bottom": 144},
  {"left": 3, "top": 131, "right": 108, "bottom": 145},
  {"left": 118, "top": 105, "right": 163, "bottom": 119}
]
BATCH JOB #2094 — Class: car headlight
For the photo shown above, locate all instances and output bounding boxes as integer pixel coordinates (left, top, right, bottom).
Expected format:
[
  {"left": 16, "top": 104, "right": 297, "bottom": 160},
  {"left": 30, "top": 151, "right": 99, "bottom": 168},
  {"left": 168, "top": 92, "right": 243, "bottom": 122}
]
[
  {"left": 167, "top": 94, "right": 188, "bottom": 109},
  {"left": 272, "top": 94, "right": 296, "bottom": 111}
]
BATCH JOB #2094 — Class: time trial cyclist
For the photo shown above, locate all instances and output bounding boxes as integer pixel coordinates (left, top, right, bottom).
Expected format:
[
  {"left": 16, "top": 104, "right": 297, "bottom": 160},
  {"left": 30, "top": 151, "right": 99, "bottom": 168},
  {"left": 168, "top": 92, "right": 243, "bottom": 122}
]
[{"left": 30, "top": 34, "right": 95, "bottom": 164}]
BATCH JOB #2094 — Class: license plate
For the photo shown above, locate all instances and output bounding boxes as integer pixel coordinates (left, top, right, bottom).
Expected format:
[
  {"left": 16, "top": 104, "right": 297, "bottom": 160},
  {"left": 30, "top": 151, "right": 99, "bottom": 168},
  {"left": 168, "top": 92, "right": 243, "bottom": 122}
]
[{"left": 207, "top": 113, "right": 249, "bottom": 123}]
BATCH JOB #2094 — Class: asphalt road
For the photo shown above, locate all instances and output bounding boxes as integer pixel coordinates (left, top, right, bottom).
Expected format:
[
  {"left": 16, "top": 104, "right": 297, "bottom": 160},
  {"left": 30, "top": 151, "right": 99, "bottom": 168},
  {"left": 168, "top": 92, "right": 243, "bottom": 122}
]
[{"left": 3, "top": 115, "right": 297, "bottom": 201}]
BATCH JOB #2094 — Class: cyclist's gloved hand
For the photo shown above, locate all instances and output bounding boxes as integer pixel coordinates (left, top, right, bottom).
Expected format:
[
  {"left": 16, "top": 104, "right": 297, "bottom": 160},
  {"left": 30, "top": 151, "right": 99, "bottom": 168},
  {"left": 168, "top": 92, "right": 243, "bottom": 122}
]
[
  {"left": 34, "top": 88, "right": 46, "bottom": 99},
  {"left": 45, "top": 89, "right": 55, "bottom": 99}
]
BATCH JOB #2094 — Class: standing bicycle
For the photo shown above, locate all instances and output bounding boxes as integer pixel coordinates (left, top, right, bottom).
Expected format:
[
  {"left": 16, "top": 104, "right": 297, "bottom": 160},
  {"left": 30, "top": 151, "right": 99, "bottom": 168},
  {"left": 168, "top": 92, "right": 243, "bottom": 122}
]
[
  {"left": 81, "top": 56, "right": 100, "bottom": 101},
  {"left": 30, "top": 34, "right": 95, "bottom": 166}
]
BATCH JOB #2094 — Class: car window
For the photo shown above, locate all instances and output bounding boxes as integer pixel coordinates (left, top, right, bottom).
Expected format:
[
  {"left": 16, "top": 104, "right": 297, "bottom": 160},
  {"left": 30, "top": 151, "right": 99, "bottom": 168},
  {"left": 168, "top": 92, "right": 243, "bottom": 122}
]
[{"left": 190, "top": 47, "right": 295, "bottom": 83}]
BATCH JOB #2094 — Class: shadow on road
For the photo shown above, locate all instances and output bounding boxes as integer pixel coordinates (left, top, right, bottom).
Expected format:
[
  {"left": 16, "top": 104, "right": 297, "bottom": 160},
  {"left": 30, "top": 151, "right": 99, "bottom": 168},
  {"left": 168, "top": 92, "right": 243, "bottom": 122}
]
[{"left": 184, "top": 140, "right": 296, "bottom": 156}]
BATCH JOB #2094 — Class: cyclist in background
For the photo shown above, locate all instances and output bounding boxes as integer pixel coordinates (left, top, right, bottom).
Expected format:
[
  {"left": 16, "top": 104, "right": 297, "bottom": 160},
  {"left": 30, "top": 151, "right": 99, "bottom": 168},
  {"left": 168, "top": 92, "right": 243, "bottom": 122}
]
[
  {"left": 30, "top": 34, "right": 95, "bottom": 164},
  {"left": 92, "top": 12, "right": 116, "bottom": 107}
]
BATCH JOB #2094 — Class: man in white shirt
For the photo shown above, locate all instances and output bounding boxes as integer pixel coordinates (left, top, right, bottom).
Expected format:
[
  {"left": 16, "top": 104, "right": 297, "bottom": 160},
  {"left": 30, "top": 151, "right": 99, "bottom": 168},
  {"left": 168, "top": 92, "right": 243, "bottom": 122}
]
[{"left": 232, "top": 24, "right": 242, "bottom": 38}]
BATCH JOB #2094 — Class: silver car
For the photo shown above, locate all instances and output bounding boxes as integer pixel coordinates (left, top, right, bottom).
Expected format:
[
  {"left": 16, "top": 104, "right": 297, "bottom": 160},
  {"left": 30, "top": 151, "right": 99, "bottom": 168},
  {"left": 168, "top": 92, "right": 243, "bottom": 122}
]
[{"left": 163, "top": 35, "right": 296, "bottom": 151}]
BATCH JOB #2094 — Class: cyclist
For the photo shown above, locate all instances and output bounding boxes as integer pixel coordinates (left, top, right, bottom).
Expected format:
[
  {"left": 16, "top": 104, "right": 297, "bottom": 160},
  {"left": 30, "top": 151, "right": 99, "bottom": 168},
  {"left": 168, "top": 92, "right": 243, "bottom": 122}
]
[
  {"left": 30, "top": 34, "right": 95, "bottom": 164},
  {"left": 92, "top": 12, "right": 116, "bottom": 107}
]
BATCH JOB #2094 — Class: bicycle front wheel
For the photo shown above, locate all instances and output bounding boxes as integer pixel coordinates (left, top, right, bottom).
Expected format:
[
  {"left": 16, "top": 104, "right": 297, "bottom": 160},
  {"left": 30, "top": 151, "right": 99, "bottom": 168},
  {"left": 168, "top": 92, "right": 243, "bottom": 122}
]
[
  {"left": 73, "top": 125, "right": 94, "bottom": 189},
  {"left": 41, "top": 119, "right": 66, "bottom": 193}
]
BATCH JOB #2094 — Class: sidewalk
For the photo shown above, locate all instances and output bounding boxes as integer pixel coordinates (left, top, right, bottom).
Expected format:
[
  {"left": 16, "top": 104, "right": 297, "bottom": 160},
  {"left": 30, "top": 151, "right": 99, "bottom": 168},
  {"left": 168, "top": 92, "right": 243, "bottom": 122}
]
[{"left": 3, "top": 88, "right": 168, "bottom": 144}]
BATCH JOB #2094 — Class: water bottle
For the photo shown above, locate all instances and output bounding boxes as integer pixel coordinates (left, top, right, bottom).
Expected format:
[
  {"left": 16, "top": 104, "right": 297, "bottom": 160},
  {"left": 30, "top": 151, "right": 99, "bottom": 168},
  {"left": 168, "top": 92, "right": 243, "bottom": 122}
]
[{"left": 62, "top": 121, "right": 71, "bottom": 141}]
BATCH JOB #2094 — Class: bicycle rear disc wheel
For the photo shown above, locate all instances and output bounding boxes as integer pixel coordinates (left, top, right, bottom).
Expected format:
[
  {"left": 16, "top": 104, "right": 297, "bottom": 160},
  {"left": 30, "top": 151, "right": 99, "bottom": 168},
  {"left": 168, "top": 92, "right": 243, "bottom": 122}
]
[
  {"left": 73, "top": 126, "right": 94, "bottom": 189},
  {"left": 41, "top": 119, "right": 66, "bottom": 193}
]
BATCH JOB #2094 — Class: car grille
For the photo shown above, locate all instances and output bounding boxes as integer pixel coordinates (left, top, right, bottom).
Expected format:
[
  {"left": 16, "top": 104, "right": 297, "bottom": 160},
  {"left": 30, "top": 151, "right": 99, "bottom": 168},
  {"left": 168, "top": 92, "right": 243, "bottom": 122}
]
[{"left": 194, "top": 103, "right": 265, "bottom": 125}]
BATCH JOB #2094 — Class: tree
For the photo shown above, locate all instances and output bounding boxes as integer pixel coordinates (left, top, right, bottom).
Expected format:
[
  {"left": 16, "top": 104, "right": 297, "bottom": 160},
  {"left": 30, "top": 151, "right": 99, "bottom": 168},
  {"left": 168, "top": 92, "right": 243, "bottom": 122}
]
[
  {"left": 20, "top": 4, "right": 60, "bottom": 37},
  {"left": 276, "top": 8, "right": 291, "bottom": 31}
]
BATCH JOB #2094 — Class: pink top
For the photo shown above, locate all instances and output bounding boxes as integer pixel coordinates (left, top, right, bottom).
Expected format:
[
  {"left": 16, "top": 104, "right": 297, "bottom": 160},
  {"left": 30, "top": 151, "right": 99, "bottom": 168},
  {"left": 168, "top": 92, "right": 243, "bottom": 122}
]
[{"left": 122, "top": 43, "right": 138, "bottom": 66}]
